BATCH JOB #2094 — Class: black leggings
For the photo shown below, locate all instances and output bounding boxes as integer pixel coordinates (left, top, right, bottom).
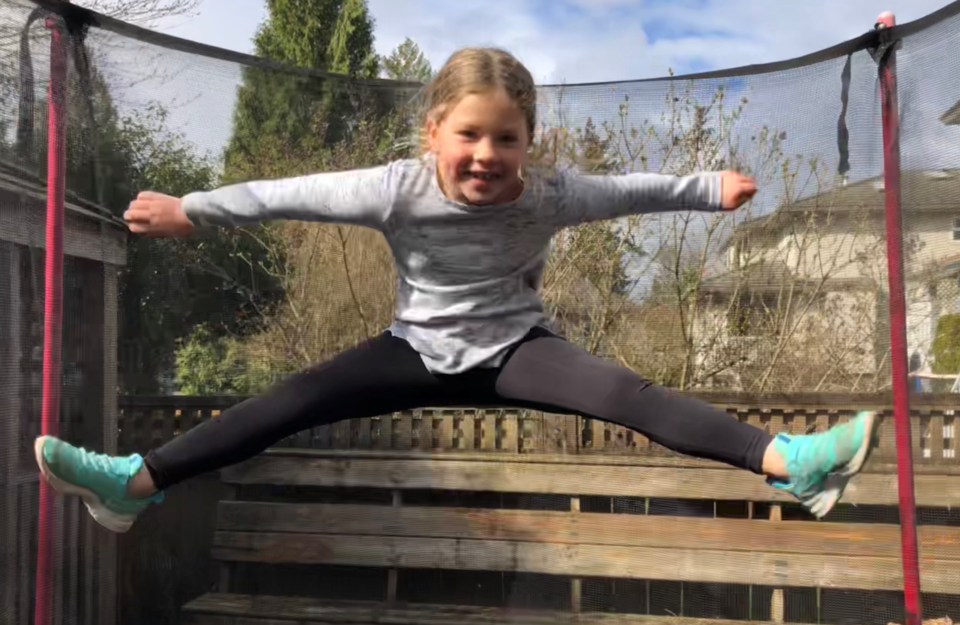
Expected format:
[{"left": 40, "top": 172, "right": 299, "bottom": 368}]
[{"left": 144, "top": 328, "right": 773, "bottom": 490}]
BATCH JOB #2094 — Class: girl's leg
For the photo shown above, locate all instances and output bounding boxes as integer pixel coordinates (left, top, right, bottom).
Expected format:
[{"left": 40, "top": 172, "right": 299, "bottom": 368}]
[
  {"left": 494, "top": 333, "right": 879, "bottom": 518},
  {"left": 36, "top": 332, "right": 457, "bottom": 532}
]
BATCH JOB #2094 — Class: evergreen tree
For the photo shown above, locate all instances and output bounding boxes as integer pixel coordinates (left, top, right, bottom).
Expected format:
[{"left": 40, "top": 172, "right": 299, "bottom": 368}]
[
  {"left": 253, "top": 0, "right": 342, "bottom": 69},
  {"left": 222, "top": 0, "right": 380, "bottom": 179},
  {"left": 326, "top": 0, "right": 379, "bottom": 78},
  {"left": 381, "top": 37, "right": 432, "bottom": 82}
]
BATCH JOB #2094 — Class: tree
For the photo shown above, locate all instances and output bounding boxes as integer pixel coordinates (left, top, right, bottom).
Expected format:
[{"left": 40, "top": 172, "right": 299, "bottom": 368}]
[
  {"left": 223, "top": 0, "right": 380, "bottom": 179},
  {"left": 381, "top": 38, "right": 432, "bottom": 83},
  {"left": 326, "top": 0, "right": 379, "bottom": 78},
  {"left": 74, "top": 0, "right": 200, "bottom": 26},
  {"left": 252, "top": 0, "right": 342, "bottom": 69},
  {"left": 932, "top": 314, "right": 960, "bottom": 376},
  {"left": 174, "top": 104, "right": 414, "bottom": 394}
]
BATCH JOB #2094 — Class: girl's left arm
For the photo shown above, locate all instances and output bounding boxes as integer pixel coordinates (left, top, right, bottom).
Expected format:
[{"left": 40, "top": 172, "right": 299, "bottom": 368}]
[{"left": 551, "top": 170, "right": 753, "bottom": 227}]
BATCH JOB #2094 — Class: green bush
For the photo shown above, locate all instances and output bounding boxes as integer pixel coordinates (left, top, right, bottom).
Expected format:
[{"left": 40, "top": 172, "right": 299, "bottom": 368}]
[
  {"left": 174, "top": 325, "right": 254, "bottom": 395},
  {"left": 932, "top": 313, "right": 960, "bottom": 375}
]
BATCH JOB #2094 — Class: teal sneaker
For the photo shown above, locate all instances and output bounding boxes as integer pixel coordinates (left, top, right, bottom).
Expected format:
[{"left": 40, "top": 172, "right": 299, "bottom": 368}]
[
  {"left": 35, "top": 435, "right": 164, "bottom": 533},
  {"left": 766, "top": 410, "right": 880, "bottom": 519}
]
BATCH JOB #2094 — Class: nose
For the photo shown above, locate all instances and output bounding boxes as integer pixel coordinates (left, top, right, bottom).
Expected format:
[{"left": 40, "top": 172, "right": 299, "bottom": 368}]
[{"left": 474, "top": 137, "right": 497, "bottom": 163}]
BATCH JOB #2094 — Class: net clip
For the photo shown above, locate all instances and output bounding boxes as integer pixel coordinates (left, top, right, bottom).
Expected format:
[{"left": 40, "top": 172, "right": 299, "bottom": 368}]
[{"left": 867, "top": 21, "right": 901, "bottom": 66}]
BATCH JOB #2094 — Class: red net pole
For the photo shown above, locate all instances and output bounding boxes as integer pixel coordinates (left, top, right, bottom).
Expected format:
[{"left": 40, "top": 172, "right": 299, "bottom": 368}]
[
  {"left": 876, "top": 11, "right": 923, "bottom": 625},
  {"left": 34, "top": 6, "right": 69, "bottom": 625}
]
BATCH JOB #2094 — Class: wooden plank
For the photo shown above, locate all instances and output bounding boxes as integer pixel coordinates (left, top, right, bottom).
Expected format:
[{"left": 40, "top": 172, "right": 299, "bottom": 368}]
[
  {"left": 214, "top": 501, "right": 960, "bottom": 560},
  {"left": 102, "top": 262, "right": 119, "bottom": 455},
  {"left": 183, "top": 593, "right": 762, "bottom": 625},
  {"left": 544, "top": 414, "right": 578, "bottom": 453},
  {"left": 458, "top": 410, "right": 476, "bottom": 450},
  {"left": 65, "top": 498, "right": 79, "bottom": 625},
  {"left": 570, "top": 496, "right": 581, "bottom": 614},
  {"left": 100, "top": 259, "right": 119, "bottom": 625},
  {"left": 53, "top": 496, "right": 64, "bottom": 625},
  {"left": 394, "top": 413, "right": 413, "bottom": 450},
  {"left": 373, "top": 416, "right": 392, "bottom": 450},
  {"left": 769, "top": 505, "right": 783, "bottom": 624},
  {"left": 210, "top": 532, "right": 957, "bottom": 593},
  {"left": 0, "top": 195, "right": 126, "bottom": 265},
  {"left": 0, "top": 242, "right": 21, "bottom": 623},
  {"left": 19, "top": 482, "right": 33, "bottom": 625},
  {"left": 242, "top": 445, "right": 960, "bottom": 474},
  {"left": 930, "top": 414, "right": 945, "bottom": 462},
  {"left": 479, "top": 411, "right": 496, "bottom": 450},
  {"left": 356, "top": 417, "right": 373, "bottom": 449},
  {"left": 499, "top": 411, "right": 518, "bottom": 452},
  {"left": 84, "top": 513, "right": 95, "bottom": 625},
  {"left": 220, "top": 455, "right": 960, "bottom": 506},
  {"left": 436, "top": 410, "right": 455, "bottom": 450},
  {"left": 951, "top": 414, "right": 959, "bottom": 460},
  {"left": 387, "top": 490, "right": 401, "bottom": 604}
]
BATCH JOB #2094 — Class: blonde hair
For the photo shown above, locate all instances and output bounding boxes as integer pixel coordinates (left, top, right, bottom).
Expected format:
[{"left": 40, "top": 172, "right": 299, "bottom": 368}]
[{"left": 419, "top": 47, "right": 537, "bottom": 154}]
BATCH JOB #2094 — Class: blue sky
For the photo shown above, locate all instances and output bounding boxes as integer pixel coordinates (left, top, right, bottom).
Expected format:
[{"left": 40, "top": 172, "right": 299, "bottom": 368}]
[
  {"left": 147, "top": 0, "right": 956, "bottom": 83},
  {"left": 50, "top": 0, "right": 960, "bottom": 199}
]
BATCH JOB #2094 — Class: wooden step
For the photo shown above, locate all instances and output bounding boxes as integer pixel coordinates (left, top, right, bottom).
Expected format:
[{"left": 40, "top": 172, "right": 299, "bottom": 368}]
[{"left": 182, "top": 593, "right": 777, "bottom": 625}]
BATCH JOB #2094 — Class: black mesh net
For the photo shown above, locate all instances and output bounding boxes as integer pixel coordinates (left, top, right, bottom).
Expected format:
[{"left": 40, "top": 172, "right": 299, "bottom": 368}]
[{"left": 1, "top": 0, "right": 960, "bottom": 624}]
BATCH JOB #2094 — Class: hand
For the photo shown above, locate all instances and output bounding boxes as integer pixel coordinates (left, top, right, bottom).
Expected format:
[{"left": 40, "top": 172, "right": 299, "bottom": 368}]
[
  {"left": 124, "top": 191, "right": 195, "bottom": 238},
  {"left": 719, "top": 171, "right": 757, "bottom": 211}
]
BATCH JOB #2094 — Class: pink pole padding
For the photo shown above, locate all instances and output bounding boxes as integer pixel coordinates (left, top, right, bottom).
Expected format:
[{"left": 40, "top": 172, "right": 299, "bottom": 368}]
[
  {"left": 35, "top": 8, "right": 68, "bottom": 625},
  {"left": 876, "top": 11, "right": 923, "bottom": 625}
]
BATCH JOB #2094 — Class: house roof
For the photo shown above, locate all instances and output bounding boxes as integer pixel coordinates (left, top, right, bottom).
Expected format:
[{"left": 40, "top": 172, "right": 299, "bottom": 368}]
[
  {"left": 698, "top": 258, "right": 873, "bottom": 296},
  {"left": 727, "top": 168, "right": 960, "bottom": 247},
  {"left": 0, "top": 160, "right": 125, "bottom": 230},
  {"left": 942, "top": 99, "right": 960, "bottom": 125}
]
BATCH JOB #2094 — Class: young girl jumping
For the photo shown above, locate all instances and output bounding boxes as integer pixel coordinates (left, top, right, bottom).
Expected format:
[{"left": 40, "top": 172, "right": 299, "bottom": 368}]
[{"left": 36, "top": 47, "right": 879, "bottom": 533}]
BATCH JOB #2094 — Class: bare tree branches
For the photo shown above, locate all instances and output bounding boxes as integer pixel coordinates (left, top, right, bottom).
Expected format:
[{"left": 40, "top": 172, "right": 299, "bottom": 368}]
[{"left": 73, "top": 0, "right": 201, "bottom": 27}]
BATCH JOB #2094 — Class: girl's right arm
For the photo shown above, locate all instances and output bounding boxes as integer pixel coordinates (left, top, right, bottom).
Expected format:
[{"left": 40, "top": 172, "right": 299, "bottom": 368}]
[{"left": 125, "top": 164, "right": 396, "bottom": 237}]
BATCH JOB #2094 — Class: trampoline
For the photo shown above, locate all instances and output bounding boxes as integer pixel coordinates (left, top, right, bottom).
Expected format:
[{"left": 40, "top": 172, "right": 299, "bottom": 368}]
[{"left": 1, "top": 0, "right": 960, "bottom": 624}]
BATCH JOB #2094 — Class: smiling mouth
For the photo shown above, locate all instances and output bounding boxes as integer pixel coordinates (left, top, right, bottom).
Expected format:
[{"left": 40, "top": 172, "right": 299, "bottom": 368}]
[{"left": 464, "top": 171, "right": 499, "bottom": 182}]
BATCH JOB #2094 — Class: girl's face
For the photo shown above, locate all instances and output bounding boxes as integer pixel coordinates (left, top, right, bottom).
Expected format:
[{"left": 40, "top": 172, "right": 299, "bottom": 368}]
[{"left": 427, "top": 88, "right": 529, "bottom": 206}]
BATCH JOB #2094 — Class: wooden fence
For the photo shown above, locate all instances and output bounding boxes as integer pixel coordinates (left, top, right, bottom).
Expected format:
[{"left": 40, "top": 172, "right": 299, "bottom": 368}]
[
  {"left": 116, "top": 391, "right": 960, "bottom": 467},
  {"left": 112, "top": 392, "right": 960, "bottom": 625}
]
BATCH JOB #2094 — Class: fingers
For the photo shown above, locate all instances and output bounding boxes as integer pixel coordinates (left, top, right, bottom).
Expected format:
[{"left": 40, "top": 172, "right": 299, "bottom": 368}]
[
  {"left": 123, "top": 202, "right": 152, "bottom": 223},
  {"left": 136, "top": 190, "right": 167, "bottom": 200},
  {"left": 720, "top": 171, "right": 757, "bottom": 211}
]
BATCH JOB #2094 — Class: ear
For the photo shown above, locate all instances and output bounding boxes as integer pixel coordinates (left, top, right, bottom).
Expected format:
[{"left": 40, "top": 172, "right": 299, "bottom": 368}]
[{"left": 426, "top": 118, "right": 440, "bottom": 153}]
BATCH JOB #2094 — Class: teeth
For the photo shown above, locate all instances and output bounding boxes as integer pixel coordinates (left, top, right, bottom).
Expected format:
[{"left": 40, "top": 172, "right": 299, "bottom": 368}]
[{"left": 470, "top": 172, "right": 496, "bottom": 181}]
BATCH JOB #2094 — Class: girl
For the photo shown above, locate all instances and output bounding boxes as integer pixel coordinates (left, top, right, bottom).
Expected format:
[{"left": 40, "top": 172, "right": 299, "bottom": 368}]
[{"left": 36, "top": 47, "right": 879, "bottom": 533}]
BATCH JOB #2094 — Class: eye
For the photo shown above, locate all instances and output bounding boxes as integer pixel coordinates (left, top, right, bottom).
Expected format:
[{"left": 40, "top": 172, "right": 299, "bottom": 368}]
[
  {"left": 499, "top": 134, "right": 518, "bottom": 144},
  {"left": 458, "top": 130, "right": 477, "bottom": 140}
]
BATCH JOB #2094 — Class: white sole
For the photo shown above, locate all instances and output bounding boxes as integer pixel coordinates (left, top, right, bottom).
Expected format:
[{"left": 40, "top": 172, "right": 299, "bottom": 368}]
[
  {"left": 807, "top": 411, "right": 881, "bottom": 519},
  {"left": 34, "top": 436, "right": 136, "bottom": 534},
  {"left": 836, "top": 411, "right": 880, "bottom": 477}
]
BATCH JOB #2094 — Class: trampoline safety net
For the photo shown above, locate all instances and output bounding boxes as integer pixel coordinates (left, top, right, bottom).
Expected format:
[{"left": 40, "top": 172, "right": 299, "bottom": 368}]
[{"left": 1, "top": 0, "right": 960, "bottom": 624}]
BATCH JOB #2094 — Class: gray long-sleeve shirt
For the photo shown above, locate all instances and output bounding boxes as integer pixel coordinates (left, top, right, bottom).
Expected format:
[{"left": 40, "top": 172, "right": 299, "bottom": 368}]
[{"left": 182, "top": 157, "right": 723, "bottom": 374}]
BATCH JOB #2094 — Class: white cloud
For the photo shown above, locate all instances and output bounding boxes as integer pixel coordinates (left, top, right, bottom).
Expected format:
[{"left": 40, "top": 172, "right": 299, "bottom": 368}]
[
  {"left": 151, "top": 0, "right": 955, "bottom": 84},
  {"left": 363, "top": 0, "right": 954, "bottom": 83}
]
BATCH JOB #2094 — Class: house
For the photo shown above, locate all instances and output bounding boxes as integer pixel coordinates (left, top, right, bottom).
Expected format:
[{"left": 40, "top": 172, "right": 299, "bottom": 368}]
[{"left": 692, "top": 170, "right": 960, "bottom": 391}]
